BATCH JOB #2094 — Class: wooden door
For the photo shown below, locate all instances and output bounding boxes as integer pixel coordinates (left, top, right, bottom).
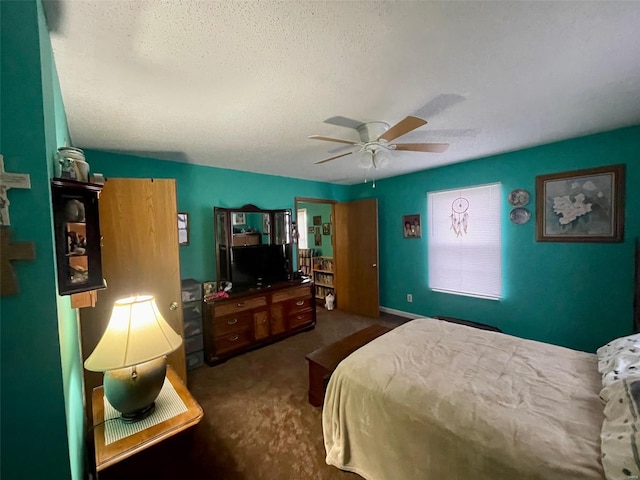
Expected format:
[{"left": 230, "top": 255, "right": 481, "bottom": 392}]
[
  {"left": 334, "top": 198, "right": 379, "bottom": 318},
  {"left": 80, "top": 178, "right": 186, "bottom": 416}
]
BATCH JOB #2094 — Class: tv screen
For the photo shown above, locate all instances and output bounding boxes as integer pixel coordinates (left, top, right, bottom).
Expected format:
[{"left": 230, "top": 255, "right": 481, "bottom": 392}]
[{"left": 231, "top": 244, "right": 288, "bottom": 288}]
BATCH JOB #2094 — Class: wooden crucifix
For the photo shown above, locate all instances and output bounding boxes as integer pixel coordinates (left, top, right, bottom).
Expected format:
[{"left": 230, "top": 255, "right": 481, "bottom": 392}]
[
  {"left": 1, "top": 228, "right": 35, "bottom": 296},
  {"left": 0, "top": 155, "right": 32, "bottom": 226}
]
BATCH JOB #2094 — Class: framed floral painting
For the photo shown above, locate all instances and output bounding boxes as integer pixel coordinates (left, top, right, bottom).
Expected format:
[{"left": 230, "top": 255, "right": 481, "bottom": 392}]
[{"left": 535, "top": 164, "right": 625, "bottom": 242}]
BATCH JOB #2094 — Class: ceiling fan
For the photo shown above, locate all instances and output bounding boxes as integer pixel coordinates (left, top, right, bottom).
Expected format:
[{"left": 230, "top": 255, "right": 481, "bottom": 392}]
[{"left": 309, "top": 116, "right": 449, "bottom": 167}]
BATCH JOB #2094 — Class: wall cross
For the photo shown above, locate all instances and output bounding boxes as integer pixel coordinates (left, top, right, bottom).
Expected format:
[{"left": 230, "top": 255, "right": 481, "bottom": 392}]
[
  {"left": 0, "top": 155, "right": 32, "bottom": 226},
  {"left": 1, "top": 228, "right": 35, "bottom": 296}
]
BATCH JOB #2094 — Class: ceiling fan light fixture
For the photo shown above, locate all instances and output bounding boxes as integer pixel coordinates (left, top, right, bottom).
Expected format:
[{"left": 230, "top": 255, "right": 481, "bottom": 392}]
[
  {"left": 374, "top": 150, "right": 390, "bottom": 169},
  {"left": 358, "top": 152, "right": 373, "bottom": 169}
]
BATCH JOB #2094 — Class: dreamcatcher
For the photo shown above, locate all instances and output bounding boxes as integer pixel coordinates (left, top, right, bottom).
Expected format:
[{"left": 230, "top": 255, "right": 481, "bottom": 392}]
[{"left": 450, "top": 197, "right": 469, "bottom": 237}]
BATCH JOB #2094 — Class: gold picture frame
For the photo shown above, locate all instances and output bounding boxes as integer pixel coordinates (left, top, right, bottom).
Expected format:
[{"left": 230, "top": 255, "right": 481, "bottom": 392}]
[{"left": 535, "top": 164, "right": 625, "bottom": 242}]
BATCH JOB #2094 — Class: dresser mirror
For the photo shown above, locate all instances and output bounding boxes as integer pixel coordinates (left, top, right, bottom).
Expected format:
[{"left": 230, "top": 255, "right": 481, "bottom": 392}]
[{"left": 214, "top": 204, "right": 292, "bottom": 290}]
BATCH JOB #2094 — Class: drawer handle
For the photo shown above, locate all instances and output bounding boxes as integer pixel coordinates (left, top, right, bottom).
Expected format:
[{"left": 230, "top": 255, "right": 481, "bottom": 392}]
[
  {"left": 236, "top": 302, "right": 246, "bottom": 307},
  {"left": 296, "top": 300, "right": 305, "bottom": 306},
  {"left": 297, "top": 315, "right": 302, "bottom": 320},
  {"left": 229, "top": 335, "right": 239, "bottom": 341},
  {"left": 227, "top": 318, "right": 238, "bottom": 325}
]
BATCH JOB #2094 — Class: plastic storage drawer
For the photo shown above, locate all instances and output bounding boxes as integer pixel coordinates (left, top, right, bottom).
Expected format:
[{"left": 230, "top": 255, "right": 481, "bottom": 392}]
[
  {"left": 184, "top": 315, "right": 203, "bottom": 337},
  {"left": 183, "top": 300, "right": 202, "bottom": 319},
  {"left": 185, "top": 334, "right": 204, "bottom": 354},
  {"left": 181, "top": 278, "right": 202, "bottom": 302},
  {"left": 186, "top": 350, "right": 204, "bottom": 371}
]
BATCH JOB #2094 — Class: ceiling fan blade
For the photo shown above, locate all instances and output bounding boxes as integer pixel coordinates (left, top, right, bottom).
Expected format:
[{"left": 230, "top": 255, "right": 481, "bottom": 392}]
[
  {"left": 308, "top": 135, "right": 360, "bottom": 146},
  {"left": 315, "top": 151, "right": 354, "bottom": 164},
  {"left": 378, "top": 116, "right": 427, "bottom": 143},
  {"left": 393, "top": 143, "right": 450, "bottom": 153},
  {"left": 323, "top": 116, "right": 365, "bottom": 130}
]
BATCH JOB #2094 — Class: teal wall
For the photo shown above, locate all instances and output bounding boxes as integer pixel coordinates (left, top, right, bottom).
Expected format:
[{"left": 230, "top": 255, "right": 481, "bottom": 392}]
[
  {"left": 299, "top": 202, "right": 333, "bottom": 257},
  {"left": 1, "top": 1, "right": 74, "bottom": 478},
  {"left": 3, "top": 3, "right": 637, "bottom": 475},
  {"left": 84, "top": 150, "right": 350, "bottom": 282},
  {"left": 38, "top": 1, "right": 86, "bottom": 478},
  {"left": 350, "top": 126, "right": 640, "bottom": 352}
]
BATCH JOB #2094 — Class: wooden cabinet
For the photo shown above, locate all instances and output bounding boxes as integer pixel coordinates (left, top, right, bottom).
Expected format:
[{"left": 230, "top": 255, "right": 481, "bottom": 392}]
[
  {"left": 203, "top": 281, "right": 316, "bottom": 364},
  {"left": 51, "top": 178, "right": 105, "bottom": 295}
]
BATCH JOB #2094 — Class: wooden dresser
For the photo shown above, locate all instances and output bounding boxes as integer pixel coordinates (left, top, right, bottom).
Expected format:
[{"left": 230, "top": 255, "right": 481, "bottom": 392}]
[{"left": 203, "top": 280, "right": 316, "bottom": 364}]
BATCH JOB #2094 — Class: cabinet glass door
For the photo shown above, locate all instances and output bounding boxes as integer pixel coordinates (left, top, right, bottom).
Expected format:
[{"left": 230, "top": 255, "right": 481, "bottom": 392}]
[{"left": 51, "top": 179, "right": 104, "bottom": 295}]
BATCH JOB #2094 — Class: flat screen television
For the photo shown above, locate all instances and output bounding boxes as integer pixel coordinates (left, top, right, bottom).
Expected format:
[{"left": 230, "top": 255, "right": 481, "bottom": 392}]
[{"left": 230, "top": 244, "right": 289, "bottom": 288}]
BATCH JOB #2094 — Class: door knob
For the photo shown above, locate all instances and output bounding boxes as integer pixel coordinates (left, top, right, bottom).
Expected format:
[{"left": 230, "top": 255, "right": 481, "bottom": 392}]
[
  {"left": 372, "top": 264, "right": 377, "bottom": 268},
  {"left": 169, "top": 302, "right": 178, "bottom": 311}
]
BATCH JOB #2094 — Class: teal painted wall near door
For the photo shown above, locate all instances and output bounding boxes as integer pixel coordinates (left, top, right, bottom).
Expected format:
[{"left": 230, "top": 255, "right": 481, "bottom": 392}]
[
  {"left": 350, "top": 125, "right": 640, "bottom": 352},
  {"left": 1, "top": 1, "right": 73, "bottom": 478},
  {"left": 303, "top": 202, "right": 333, "bottom": 257},
  {"left": 84, "top": 150, "right": 350, "bottom": 282}
]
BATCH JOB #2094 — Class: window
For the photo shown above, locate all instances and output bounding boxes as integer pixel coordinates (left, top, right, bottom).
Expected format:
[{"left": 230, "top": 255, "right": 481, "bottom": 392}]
[
  {"left": 297, "top": 208, "right": 308, "bottom": 249},
  {"left": 427, "top": 183, "right": 502, "bottom": 300}
]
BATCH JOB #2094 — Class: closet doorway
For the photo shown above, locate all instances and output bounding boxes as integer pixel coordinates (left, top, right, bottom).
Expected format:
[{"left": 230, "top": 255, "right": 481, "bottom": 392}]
[{"left": 295, "top": 197, "right": 379, "bottom": 318}]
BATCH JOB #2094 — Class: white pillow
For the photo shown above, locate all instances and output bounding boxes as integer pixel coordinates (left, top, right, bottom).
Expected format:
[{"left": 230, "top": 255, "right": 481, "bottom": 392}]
[
  {"left": 597, "top": 333, "right": 640, "bottom": 384},
  {"left": 601, "top": 375, "right": 640, "bottom": 480}
]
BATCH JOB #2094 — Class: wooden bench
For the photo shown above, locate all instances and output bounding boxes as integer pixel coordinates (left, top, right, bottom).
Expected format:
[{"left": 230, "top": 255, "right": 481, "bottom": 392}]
[{"left": 305, "top": 324, "right": 391, "bottom": 407}]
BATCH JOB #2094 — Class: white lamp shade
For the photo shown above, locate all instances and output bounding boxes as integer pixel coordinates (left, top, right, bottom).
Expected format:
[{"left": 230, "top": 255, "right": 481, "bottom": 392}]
[{"left": 84, "top": 295, "right": 183, "bottom": 372}]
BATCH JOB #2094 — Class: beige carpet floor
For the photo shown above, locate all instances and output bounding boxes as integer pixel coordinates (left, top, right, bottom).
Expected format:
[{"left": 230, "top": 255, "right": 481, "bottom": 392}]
[{"left": 178, "top": 308, "right": 408, "bottom": 480}]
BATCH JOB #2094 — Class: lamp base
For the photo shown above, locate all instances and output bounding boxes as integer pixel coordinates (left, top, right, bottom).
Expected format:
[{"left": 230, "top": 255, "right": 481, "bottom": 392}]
[
  {"left": 103, "top": 357, "right": 167, "bottom": 423},
  {"left": 120, "top": 402, "right": 156, "bottom": 423}
]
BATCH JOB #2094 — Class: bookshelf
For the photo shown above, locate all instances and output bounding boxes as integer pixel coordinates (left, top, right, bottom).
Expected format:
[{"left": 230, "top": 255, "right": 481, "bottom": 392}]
[
  {"left": 299, "top": 249, "right": 314, "bottom": 277},
  {"left": 313, "top": 256, "right": 334, "bottom": 303}
]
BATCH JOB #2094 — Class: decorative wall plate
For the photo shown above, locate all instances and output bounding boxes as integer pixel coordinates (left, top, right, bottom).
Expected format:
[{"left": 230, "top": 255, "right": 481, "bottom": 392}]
[
  {"left": 510, "top": 207, "right": 531, "bottom": 225},
  {"left": 508, "top": 189, "right": 530, "bottom": 207}
]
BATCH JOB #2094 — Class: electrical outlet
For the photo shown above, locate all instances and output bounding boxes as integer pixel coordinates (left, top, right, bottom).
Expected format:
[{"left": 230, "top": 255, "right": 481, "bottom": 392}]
[{"left": 407, "top": 294, "right": 413, "bottom": 303}]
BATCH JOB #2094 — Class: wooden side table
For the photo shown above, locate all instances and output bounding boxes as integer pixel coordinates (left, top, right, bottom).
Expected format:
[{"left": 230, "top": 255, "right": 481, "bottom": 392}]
[
  {"left": 305, "top": 324, "right": 391, "bottom": 407},
  {"left": 92, "top": 365, "right": 203, "bottom": 473}
]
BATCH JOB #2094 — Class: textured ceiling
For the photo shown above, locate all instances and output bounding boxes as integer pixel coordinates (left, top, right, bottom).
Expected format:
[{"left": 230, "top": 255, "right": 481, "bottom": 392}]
[{"left": 46, "top": 1, "right": 640, "bottom": 185}]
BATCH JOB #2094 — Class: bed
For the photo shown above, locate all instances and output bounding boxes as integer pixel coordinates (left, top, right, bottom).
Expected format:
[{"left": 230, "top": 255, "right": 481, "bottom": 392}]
[{"left": 323, "top": 317, "right": 608, "bottom": 480}]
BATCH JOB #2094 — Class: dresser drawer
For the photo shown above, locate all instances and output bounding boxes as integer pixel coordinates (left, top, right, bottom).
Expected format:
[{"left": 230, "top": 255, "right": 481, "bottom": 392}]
[
  {"left": 289, "top": 310, "right": 314, "bottom": 329},
  {"left": 214, "top": 330, "right": 253, "bottom": 355},
  {"left": 215, "top": 296, "right": 267, "bottom": 317},
  {"left": 214, "top": 312, "right": 253, "bottom": 337},
  {"left": 288, "top": 296, "right": 313, "bottom": 315},
  {"left": 272, "top": 286, "right": 311, "bottom": 303}
]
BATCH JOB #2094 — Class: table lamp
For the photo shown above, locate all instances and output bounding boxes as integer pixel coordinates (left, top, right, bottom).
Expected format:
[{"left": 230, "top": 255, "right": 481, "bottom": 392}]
[{"left": 84, "top": 294, "right": 183, "bottom": 422}]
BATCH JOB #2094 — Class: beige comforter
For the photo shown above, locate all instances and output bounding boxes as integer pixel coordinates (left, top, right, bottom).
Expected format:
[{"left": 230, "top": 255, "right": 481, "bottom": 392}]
[{"left": 323, "top": 318, "right": 605, "bottom": 480}]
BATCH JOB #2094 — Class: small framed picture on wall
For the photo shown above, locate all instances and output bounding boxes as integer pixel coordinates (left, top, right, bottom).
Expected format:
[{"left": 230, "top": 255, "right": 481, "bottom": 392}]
[{"left": 403, "top": 214, "right": 421, "bottom": 238}]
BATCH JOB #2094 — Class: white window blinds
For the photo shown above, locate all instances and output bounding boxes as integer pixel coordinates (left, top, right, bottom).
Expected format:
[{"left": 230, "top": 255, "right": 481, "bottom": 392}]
[{"left": 427, "top": 183, "right": 502, "bottom": 300}]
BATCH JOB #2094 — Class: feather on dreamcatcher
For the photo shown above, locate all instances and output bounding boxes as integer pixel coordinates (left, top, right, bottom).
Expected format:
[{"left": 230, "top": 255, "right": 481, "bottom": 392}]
[{"left": 450, "top": 197, "right": 469, "bottom": 237}]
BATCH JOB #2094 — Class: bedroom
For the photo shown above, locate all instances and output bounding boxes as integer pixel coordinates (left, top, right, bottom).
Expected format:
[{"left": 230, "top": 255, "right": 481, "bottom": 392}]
[{"left": 2, "top": 1, "right": 639, "bottom": 479}]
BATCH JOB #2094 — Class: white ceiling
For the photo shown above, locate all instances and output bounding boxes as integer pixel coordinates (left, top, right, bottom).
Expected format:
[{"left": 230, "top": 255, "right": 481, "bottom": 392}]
[{"left": 46, "top": 1, "right": 640, "bottom": 185}]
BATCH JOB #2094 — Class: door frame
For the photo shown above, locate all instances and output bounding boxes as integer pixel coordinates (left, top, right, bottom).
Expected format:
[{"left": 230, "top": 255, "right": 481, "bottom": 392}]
[{"left": 294, "top": 196, "right": 337, "bottom": 269}]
